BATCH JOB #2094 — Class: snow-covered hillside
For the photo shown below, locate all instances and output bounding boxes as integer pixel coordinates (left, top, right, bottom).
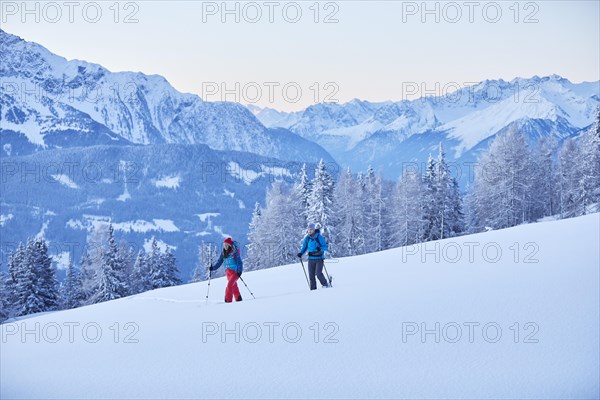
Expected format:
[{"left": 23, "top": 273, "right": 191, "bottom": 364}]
[{"left": 2, "top": 214, "right": 598, "bottom": 399}]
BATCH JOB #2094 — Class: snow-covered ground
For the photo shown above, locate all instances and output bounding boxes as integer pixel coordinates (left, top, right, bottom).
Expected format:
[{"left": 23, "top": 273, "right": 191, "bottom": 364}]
[{"left": 2, "top": 214, "right": 599, "bottom": 399}]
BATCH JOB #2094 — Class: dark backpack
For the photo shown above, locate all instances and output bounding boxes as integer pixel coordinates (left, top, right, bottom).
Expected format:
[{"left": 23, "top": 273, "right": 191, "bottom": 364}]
[{"left": 308, "top": 230, "right": 326, "bottom": 256}]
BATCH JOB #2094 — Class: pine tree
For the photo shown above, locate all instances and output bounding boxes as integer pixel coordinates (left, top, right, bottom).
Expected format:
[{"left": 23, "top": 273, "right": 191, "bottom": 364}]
[
  {"left": 147, "top": 238, "right": 180, "bottom": 289},
  {"left": 245, "top": 203, "right": 265, "bottom": 271},
  {"left": 380, "top": 179, "right": 396, "bottom": 250},
  {"left": 297, "top": 163, "right": 312, "bottom": 223},
  {"left": 447, "top": 176, "right": 465, "bottom": 237},
  {"left": 473, "top": 128, "right": 531, "bottom": 229},
  {"left": 579, "top": 105, "right": 600, "bottom": 213},
  {"left": 435, "top": 144, "right": 452, "bottom": 239},
  {"left": 420, "top": 144, "right": 464, "bottom": 240},
  {"left": 113, "top": 238, "right": 130, "bottom": 298},
  {"left": 93, "top": 259, "right": 123, "bottom": 303},
  {"left": 79, "top": 249, "right": 97, "bottom": 305},
  {"left": 62, "top": 257, "right": 84, "bottom": 310},
  {"left": 558, "top": 138, "right": 582, "bottom": 218},
  {"left": 93, "top": 224, "right": 127, "bottom": 303},
  {"left": 390, "top": 171, "right": 425, "bottom": 247},
  {"left": 331, "top": 167, "right": 361, "bottom": 257},
  {"left": 107, "top": 224, "right": 129, "bottom": 297},
  {"left": 463, "top": 185, "right": 481, "bottom": 233},
  {"left": 352, "top": 172, "right": 367, "bottom": 255},
  {"left": 131, "top": 250, "right": 151, "bottom": 293},
  {"left": 260, "top": 181, "right": 301, "bottom": 269},
  {"left": 9, "top": 238, "right": 60, "bottom": 315},
  {"left": 161, "top": 249, "right": 182, "bottom": 287},
  {"left": 530, "top": 136, "right": 559, "bottom": 219},
  {"left": 362, "top": 167, "right": 385, "bottom": 252},
  {"left": 422, "top": 154, "right": 439, "bottom": 240},
  {"left": 80, "top": 224, "right": 110, "bottom": 304},
  {"left": 33, "top": 238, "right": 60, "bottom": 312},
  {"left": 307, "top": 160, "right": 335, "bottom": 237},
  {"left": 119, "top": 242, "right": 136, "bottom": 296},
  {"left": 362, "top": 167, "right": 375, "bottom": 250},
  {"left": 147, "top": 238, "right": 163, "bottom": 289},
  {"left": 13, "top": 239, "right": 46, "bottom": 316},
  {"left": 292, "top": 164, "right": 312, "bottom": 248},
  {"left": 5, "top": 242, "right": 25, "bottom": 316},
  {"left": 437, "top": 144, "right": 464, "bottom": 238},
  {"left": 0, "top": 269, "right": 9, "bottom": 322}
]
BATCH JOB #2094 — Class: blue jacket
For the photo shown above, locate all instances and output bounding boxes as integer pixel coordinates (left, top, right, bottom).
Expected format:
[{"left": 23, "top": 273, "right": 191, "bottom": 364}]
[
  {"left": 213, "top": 241, "right": 244, "bottom": 274},
  {"left": 300, "top": 230, "right": 328, "bottom": 260}
]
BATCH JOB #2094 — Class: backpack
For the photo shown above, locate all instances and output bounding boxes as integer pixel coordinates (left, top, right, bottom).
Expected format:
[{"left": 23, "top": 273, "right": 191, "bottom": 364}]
[{"left": 308, "top": 230, "right": 326, "bottom": 255}]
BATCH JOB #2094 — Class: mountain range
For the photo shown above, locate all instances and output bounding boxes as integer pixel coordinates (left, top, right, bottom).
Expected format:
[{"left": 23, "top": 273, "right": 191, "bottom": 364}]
[
  {"left": 249, "top": 76, "right": 599, "bottom": 180},
  {"left": 0, "top": 29, "right": 334, "bottom": 165},
  {"left": 1, "top": 28, "right": 598, "bottom": 279},
  {"left": 2, "top": 27, "right": 598, "bottom": 180}
]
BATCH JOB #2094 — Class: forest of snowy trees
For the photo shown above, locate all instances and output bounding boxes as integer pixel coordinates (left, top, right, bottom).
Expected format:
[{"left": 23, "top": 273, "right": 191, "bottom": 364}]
[
  {"left": 244, "top": 146, "right": 466, "bottom": 270},
  {"left": 246, "top": 107, "right": 600, "bottom": 270},
  {"left": 1, "top": 108, "right": 598, "bottom": 322},
  {"left": 468, "top": 109, "right": 600, "bottom": 230},
  {"left": 0, "top": 225, "right": 180, "bottom": 322}
]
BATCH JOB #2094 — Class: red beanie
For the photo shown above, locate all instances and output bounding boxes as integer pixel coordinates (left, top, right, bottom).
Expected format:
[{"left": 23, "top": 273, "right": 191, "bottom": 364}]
[{"left": 224, "top": 237, "right": 233, "bottom": 246}]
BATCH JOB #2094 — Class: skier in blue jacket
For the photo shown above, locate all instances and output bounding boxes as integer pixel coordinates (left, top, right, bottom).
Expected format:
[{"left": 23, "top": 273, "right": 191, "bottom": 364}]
[
  {"left": 297, "top": 223, "right": 330, "bottom": 290},
  {"left": 209, "top": 237, "right": 244, "bottom": 302}
]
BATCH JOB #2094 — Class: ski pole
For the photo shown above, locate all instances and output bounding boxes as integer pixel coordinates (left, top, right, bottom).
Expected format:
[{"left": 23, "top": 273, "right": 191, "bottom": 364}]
[
  {"left": 322, "top": 261, "right": 333, "bottom": 287},
  {"left": 205, "top": 267, "right": 212, "bottom": 303},
  {"left": 299, "top": 258, "right": 310, "bottom": 289},
  {"left": 238, "top": 276, "right": 256, "bottom": 299}
]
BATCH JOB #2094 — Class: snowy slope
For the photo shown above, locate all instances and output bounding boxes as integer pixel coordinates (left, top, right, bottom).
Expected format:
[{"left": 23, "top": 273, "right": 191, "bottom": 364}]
[{"left": 2, "top": 214, "right": 599, "bottom": 399}]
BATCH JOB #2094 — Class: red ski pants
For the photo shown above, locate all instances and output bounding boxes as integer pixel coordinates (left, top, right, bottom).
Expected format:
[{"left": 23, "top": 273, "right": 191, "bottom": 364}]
[{"left": 225, "top": 268, "right": 241, "bottom": 302}]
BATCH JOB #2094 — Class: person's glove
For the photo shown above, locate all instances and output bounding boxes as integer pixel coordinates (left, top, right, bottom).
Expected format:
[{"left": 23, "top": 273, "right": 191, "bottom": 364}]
[
  {"left": 208, "top": 265, "right": 214, "bottom": 271},
  {"left": 238, "top": 270, "right": 242, "bottom": 278},
  {"left": 297, "top": 252, "right": 302, "bottom": 258}
]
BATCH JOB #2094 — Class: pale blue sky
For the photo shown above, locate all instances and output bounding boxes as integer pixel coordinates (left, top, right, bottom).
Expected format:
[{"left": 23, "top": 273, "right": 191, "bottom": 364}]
[{"left": 2, "top": 1, "right": 599, "bottom": 110}]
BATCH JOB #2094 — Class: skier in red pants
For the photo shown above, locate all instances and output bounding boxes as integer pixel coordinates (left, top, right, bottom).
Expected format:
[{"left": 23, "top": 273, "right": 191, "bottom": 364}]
[{"left": 209, "top": 237, "right": 244, "bottom": 303}]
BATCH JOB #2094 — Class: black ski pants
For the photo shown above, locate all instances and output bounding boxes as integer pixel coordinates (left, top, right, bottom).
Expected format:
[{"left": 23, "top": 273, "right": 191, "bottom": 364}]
[{"left": 308, "top": 259, "right": 328, "bottom": 290}]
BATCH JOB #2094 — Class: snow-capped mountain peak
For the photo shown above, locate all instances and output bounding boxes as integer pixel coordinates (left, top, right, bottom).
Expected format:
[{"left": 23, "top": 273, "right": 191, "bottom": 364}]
[
  {"left": 0, "top": 29, "right": 335, "bottom": 164},
  {"left": 250, "top": 74, "right": 598, "bottom": 175},
  {"left": 442, "top": 95, "right": 566, "bottom": 157}
]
